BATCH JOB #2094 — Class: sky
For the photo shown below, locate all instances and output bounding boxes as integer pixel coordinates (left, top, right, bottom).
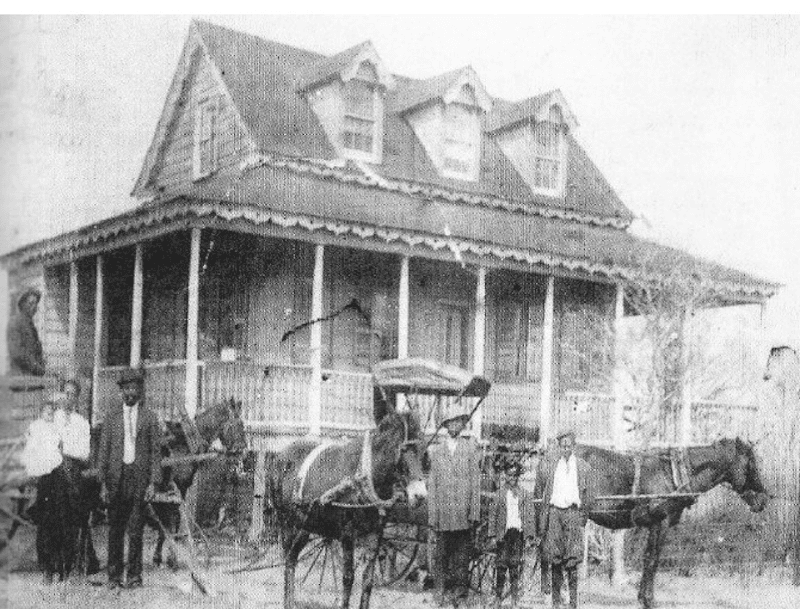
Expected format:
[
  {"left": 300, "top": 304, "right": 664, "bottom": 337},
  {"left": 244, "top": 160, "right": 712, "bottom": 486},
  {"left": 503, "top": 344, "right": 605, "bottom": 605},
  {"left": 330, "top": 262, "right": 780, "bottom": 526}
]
[{"left": 1, "top": 14, "right": 799, "bottom": 368}]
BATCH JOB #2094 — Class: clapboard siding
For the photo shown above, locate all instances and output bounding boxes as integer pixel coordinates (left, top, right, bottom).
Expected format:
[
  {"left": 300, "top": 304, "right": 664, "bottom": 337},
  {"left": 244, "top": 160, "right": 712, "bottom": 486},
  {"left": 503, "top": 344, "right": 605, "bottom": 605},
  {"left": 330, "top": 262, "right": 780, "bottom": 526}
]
[
  {"left": 43, "top": 264, "right": 71, "bottom": 375},
  {"left": 150, "top": 50, "right": 254, "bottom": 192}
]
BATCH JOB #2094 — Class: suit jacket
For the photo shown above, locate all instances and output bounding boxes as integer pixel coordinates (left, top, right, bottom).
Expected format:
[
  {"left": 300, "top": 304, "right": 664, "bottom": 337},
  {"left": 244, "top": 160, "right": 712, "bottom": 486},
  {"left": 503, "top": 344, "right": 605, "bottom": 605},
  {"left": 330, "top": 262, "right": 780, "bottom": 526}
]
[
  {"left": 6, "top": 313, "right": 45, "bottom": 376},
  {"left": 533, "top": 452, "right": 595, "bottom": 538},
  {"left": 489, "top": 485, "right": 537, "bottom": 539},
  {"left": 98, "top": 402, "right": 162, "bottom": 499},
  {"left": 427, "top": 437, "right": 481, "bottom": 531}
]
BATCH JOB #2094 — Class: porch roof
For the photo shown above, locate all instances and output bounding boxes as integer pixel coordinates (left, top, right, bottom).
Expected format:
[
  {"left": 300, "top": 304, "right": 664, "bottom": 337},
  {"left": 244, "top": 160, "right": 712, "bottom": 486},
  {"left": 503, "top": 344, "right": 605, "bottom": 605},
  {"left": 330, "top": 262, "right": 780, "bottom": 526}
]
[{"left": 1, "top": 160, "right": 779, "bottom": 304}]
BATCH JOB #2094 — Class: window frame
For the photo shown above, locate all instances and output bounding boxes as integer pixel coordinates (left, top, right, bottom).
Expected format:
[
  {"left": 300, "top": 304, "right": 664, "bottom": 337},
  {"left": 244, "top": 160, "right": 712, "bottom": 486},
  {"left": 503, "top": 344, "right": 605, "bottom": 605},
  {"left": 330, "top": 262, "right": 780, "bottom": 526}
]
[
  {"left": 441, "top": 102, "right": 480, "bottom": 181},
  {"left": 530, "top": 118, "right": 565, "bottom": 196},
  {"left": 193, "top": 97, "right": 219, "bottom": 181},
  {"left": 341, "top": 76, "right": 380, "bottom": 161}
]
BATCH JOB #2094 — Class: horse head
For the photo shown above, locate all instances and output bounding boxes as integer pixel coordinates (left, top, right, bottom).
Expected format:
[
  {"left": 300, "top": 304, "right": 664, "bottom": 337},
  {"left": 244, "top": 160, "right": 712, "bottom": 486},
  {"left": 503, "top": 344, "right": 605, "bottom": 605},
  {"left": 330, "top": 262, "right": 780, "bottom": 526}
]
[
  {"left": 722, "top": 437, "right": 769, "bottom": 512},
  {"left": 373, "top": 396, "right": 427, "bottom": 508},
  {"left": 763, "top": 345, "right": 799, "bottom": 385},
  {"left": 197, "top": 397, "right": 247, "bottom": 454}
]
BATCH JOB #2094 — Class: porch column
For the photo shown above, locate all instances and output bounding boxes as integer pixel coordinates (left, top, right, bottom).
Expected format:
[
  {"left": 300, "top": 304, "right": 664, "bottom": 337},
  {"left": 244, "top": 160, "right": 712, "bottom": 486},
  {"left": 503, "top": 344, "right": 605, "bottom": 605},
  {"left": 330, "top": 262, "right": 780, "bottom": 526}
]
[
  {"left": 679, "top": 305, "right": 694, "bottom": 447},
  {"left": 91, "top": 255, "right": 104, "bottom": 425},
  {"left": 397, "top": 255, "right": 410, "bottom": 359},
  {"left": 185, "top": 229, "right": 201, "bottom": 419},
  {"left": 130, "top": 243, "right": 144, "bottom": 368},
  {"left": 539, "top": 276, "right": 555, "bottom": 445},
  {"left": 472, "top": 267, "right": 486, "bottom": 438},
  {"left": 611, "top": 283, "right": 627, "bottom": 586},
  {"left": 68, "top": 260, "right": 79, "bottom": 372},
  {"left": 308, "top": 244, "right": 325, "bottom": 437}
]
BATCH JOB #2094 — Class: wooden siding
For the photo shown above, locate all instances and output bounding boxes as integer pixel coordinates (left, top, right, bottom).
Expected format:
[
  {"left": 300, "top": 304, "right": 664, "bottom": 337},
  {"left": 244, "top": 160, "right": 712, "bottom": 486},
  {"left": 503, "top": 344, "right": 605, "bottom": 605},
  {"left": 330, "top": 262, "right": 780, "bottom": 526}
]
[
  {"left": 150, "top": 50, "right": 255, "bottom": 193},
  {"left": 43, "top": 264, "right": 70, "bottom": 375},
  {"left": 74, "top": 258, "right": 96, "bottom": 376}
]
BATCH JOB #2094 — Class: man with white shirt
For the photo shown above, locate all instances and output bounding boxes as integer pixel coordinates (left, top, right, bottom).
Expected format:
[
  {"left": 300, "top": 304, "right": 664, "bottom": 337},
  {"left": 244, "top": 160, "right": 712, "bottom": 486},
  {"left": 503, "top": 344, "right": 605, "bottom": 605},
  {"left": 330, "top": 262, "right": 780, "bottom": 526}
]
[
  {"left": 534, "top": 428, "right": 595, "bottom": 608},
  {"left": 98, "top": 368, "right": 162, "bottom": 590},
  {"left": 428, "top": 413, "right": 481, "bottom": 607},
  {"left": 489, "top": 461, "right": 536, "bottom": 608}
]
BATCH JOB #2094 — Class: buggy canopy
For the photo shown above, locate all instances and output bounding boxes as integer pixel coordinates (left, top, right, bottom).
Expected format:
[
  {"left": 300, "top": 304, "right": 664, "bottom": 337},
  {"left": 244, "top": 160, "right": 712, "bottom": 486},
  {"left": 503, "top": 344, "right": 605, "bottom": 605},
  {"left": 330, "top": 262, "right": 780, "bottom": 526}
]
[{"left": 372, "top": 358, "right": 491, "bottom": 398}]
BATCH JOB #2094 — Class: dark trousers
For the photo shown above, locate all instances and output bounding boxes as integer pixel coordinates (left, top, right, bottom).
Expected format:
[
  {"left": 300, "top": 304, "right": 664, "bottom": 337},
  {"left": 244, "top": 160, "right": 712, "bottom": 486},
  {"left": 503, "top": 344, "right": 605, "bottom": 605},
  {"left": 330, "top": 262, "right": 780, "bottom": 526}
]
[
  {"left": 62, "top": 456, "right": 100, "bottom": 575},
  {"left": 35, "top": 466, "right": 74, "bottom": 581},
  {"left": 436, "top": 528, "right": 472, "bottom": 602},
  {"left": 107, "top": 464, "right": 146, "bottom": 584},
  {"left": 495, "top": 528, "right": 523, "bottom": 599}
]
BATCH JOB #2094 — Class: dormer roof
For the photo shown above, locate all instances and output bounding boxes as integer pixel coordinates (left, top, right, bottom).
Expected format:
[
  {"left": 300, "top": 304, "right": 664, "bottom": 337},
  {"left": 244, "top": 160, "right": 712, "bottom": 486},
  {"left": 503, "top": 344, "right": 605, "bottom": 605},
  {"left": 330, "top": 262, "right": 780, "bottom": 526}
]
[
  {"left": 485, "top": 89, "right": 578, "bottom": 133},
  {"left": 391, "top": 66, "right": 492, "bottom": 114},
  {"left": 297, "top": 40, "right": 395, "bottom": 91}
]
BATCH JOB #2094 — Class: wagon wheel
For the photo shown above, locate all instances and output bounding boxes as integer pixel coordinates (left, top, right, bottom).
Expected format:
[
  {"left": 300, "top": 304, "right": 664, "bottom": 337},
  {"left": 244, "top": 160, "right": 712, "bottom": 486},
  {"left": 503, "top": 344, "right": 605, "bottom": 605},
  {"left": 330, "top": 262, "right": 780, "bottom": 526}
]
[
  {"left": 296, "top": 534, "right": 343, "bottom": 603},
  {"left": 373, "top": 522, "right": 423, "bottom": 585},
  {"left": 470, "top": 541, "right": 540, "bottom": 601}
]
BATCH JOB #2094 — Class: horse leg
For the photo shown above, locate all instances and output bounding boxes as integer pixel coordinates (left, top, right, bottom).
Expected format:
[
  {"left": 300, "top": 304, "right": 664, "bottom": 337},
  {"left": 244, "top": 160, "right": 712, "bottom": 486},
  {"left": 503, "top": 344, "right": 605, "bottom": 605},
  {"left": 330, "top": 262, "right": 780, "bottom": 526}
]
[
  {"left": 284, "top": 529, "right": 310, "bottom": 609},
  {"left": 638, "top": 521, "right": 667, "bottom": 609},
  {"left": 359, "top": 526, "right": 385, "bottom": 609},
  {"left": 166, "top": 507, "right": 180, "bottom": 570},
  {"left": 341, "top": 535, "right": 355, "bottom": 609},
  {"left": 541, "top": 556, "right": 551, "bottom": 595}
]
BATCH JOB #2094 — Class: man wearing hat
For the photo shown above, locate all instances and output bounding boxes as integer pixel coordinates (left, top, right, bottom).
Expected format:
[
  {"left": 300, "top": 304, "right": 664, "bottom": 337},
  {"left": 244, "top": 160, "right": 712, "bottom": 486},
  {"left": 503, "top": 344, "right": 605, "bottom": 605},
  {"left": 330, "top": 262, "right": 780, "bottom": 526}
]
[
  {"left": 534, "top": 428, "right": 595, "bottom": 608},
  {"left": 428, "top": 413, "right": 481, "bottom": 607},
  {"left": 6, "top": 287, "right": 45, "bottom": 377},
  {"left": 98, "top": 368, "right": 162, "bottom": 589},
  {"left": 489, "top": 461, "right": 536, "bottom": 608}
]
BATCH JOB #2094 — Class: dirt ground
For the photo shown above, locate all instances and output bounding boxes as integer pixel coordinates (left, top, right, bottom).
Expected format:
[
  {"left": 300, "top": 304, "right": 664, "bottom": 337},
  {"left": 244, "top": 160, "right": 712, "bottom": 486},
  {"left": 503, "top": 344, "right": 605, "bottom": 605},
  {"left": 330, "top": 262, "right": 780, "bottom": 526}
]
[{"left": 2, "top": 526, "right": 799, "bottom": 609}]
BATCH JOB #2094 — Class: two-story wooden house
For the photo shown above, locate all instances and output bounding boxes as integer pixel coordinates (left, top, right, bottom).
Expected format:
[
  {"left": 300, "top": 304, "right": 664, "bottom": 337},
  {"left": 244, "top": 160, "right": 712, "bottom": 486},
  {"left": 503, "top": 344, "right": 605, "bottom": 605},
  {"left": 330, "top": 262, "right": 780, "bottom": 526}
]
[{"left": 1, "top": 20, "right": 778, "bottom": 450}]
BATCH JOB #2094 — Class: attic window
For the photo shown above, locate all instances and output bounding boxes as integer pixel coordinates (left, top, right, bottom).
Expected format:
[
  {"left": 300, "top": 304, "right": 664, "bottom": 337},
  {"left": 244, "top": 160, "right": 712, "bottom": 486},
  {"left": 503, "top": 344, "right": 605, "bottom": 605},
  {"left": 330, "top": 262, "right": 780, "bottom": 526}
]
[
  {"left": 194, "top": 98, "right": 218, "bottom": 179},
  {"left": 343, "top": 79, "right": 375, "bottom": 153},
  {"left": 442, "top": 102, "right": 479, "bottom": 180},
  {"left": 530, "top": 105, "right": 565, "bottom": 193}
]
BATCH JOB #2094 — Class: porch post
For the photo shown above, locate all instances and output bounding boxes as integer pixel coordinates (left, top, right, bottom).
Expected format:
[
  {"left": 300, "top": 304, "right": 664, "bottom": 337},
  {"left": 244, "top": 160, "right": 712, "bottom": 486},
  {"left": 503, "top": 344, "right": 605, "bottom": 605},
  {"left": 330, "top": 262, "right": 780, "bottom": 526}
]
[
  {"left": 397, "top": 255, "right": 410, "bottom": 359},
  {"left": 68, "top": 260, "right": 79, "bottom": 372},
  {"left": 679, "top": 305, "right": 694, "bottom": 447},
  {"left": 611, "top": 282, "right": 627, "bottom": 586},
  {"left": 308, "top": 244, "right": 325, "bottom": 437},
  {"left": 130, "top": 243, "right": 144, "bottom": 368},
  {"left": 91, "top": 255, "right": 104, "bottom": 425},
  {"left": 185, "top": 229, "right": 201, "bottom": 419},
  {"left": 539, "top": 276, "right": 555, "bottom": 445},
  {"left": 472, "top": 267, "right": 486, "bottom": 438}
]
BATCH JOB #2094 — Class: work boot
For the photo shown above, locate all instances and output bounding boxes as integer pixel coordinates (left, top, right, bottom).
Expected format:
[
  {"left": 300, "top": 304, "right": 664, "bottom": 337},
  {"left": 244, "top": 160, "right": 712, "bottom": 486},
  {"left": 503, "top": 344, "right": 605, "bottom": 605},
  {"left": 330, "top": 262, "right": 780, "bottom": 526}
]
[{"left": 567, "top": 567, "right": 579, "bottom": 608}]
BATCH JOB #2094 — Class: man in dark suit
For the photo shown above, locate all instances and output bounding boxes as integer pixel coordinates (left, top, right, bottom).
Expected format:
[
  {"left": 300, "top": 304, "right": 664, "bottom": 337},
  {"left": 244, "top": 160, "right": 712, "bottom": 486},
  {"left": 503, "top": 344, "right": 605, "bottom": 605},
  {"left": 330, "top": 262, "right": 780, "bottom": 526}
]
[
  {"left": 534, "top": 428, "right": 595, "bottom": 609},
  {"left": 98, "top": 368, "right": 161, "bottom": 589},
  {"left": 428, "top": 413, "right": 481, "bottom": 607}
]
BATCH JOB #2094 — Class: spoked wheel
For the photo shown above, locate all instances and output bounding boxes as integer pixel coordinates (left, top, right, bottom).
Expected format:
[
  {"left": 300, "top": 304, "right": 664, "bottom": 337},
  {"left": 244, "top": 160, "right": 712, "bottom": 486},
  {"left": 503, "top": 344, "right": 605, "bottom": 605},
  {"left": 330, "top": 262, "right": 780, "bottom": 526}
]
[
  {"left": 296, "top": 535, "right": 343, "bottom": 603},
  {"left": 470, "top": 544, "right": 541, "bottom": 602},
  {"left": 373, "top": 522, "right": 423, "bottom": 585}
]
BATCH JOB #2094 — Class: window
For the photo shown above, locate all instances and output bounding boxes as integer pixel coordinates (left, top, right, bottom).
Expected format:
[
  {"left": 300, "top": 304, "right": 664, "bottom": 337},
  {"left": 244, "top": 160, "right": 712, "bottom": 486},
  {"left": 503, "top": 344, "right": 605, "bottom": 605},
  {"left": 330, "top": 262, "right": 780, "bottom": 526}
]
[
  {"left": 495, "top": 300, "right": 542, "bottom": 381},
  {"left": 194, "top": 98, "right": 218, "bottom": 179},
  {"left": 343, "top": 79, "right": 375, "bottom": 153},
  {"left": 443, "top": 305, "right": 470, "bottom": 369},
  {"left": 532, "top": 107, "right": 565, "bottom": 193},
  {"left": 443, "top": 102, "right": 478, "bottom": 178}
]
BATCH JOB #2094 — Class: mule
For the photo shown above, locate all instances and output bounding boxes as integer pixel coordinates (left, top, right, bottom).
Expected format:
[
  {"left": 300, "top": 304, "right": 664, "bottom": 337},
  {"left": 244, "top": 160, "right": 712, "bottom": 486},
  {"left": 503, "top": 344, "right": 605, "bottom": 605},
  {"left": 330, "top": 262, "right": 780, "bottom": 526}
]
[
  {"left": 537, "top": 438, "right": 768, "bottom": 609},
  {"left": 266, "top": 403, "right": 427, "bottom": 609},
  {"left": 151, "top": 397, "right": 247, "bottom": 567}
]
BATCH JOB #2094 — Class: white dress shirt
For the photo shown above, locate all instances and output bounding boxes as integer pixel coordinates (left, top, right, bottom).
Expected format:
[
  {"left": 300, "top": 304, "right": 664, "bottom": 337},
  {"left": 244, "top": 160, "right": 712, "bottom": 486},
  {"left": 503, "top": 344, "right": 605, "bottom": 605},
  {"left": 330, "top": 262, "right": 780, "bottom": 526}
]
[
  {"left": 123, "top": 403, "right": 139, "bottom": 465},
  {"left": 21, "top": 418, "right": 62, "bottom": 477},
  {"left": 446, "top": 436, "right": 459, "bottom": 456},
  {"left": 550, "top": 454, "right": 581, "bottom": 508},
  {"left": 505, "top": 488, "right": 522, "bottom": 531},
  {"left": 53, "top": 409, "right": 91, "bottom": 461}
]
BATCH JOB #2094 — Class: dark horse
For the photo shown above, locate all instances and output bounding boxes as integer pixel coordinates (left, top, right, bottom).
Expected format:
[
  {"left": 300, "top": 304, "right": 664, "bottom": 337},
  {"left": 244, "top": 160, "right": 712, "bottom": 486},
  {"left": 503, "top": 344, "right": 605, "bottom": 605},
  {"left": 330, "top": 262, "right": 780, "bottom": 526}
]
[
  {"left": 151, "top": 398, "right": 247, "bottom": 567},
  {"left": 539, "top": 438, "right": 768, "bottom": 609},
  {"left": 266, "top": 403, "right": 427, "bottom": 609}
]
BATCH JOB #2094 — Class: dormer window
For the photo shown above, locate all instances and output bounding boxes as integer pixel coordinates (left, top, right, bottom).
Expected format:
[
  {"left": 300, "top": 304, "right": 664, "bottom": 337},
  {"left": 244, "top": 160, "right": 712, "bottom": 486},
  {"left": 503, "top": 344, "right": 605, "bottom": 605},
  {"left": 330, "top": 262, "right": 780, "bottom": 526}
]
[
  {"left": 194, "top": 97, "right": 218, "bottom": 179},
  {"left": 343, "top": 77, "right": 376, "bottom": 153},
  {"left": 532, "top": 106, "right": 565, "bottom": 195},
  {"left": 443, "top": 102, "right": 479, "bottom": 178}
]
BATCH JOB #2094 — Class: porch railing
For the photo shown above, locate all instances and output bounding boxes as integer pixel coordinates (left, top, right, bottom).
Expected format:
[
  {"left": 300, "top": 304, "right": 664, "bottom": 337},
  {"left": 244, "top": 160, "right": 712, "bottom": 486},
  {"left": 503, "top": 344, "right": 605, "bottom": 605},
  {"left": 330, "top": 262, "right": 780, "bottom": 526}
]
[
  {"left": 691, "top": 400, "right": 758, "bottom": 443},
  {"left": 553, "top": 391, "right": 615, "bottom": 446},
  {"left": 482, "top": 382, "right": 540, "bottom": 431},
  {"left": 320, "top": 369, "right": 373, "bottom": 431}
]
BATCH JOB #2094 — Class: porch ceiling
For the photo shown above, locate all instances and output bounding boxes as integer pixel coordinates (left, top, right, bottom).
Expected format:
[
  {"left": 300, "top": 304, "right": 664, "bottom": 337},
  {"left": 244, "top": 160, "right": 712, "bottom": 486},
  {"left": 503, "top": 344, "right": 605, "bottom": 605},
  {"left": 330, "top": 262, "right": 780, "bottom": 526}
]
[{"left": 1, "top": 162, "right": 779, "bottom": 305}]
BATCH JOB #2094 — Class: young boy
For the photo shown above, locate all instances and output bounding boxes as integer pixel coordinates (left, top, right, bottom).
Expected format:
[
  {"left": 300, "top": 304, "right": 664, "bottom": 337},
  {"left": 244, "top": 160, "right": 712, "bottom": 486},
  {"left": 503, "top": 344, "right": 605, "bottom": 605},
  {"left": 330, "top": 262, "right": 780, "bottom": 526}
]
[{"left": 489, "top": 461, "right": 536, "bottom": 608}]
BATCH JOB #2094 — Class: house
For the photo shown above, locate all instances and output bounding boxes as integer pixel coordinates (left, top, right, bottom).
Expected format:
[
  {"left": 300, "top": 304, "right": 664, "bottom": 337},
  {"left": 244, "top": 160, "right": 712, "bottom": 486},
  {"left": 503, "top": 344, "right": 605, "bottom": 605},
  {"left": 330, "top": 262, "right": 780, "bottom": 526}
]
[{"left": 1, "top": 20, "right": 778, "bottom": 451}]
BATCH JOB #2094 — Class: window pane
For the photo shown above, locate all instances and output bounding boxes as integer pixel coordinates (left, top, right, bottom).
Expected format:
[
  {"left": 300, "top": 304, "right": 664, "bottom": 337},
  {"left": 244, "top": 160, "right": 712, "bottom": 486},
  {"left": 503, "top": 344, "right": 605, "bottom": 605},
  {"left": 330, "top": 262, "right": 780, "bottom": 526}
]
[
  {"left": 343, "top": 116, "right": 373, "bottom": 152},
  {"left": 444, "top": 104, "right": 476, "bottom": 175},
  {"left": 344, "top": 80, "right": 374, "bottom": 119}
]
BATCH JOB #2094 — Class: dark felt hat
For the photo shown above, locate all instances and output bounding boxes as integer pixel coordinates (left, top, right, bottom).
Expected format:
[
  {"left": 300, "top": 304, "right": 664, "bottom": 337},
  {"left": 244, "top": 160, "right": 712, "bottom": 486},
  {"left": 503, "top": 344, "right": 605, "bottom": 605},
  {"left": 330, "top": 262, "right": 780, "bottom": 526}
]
[
  {"left": 117, "top": 367, "right": 145, "bottom": 386},
  {"left": 442, "top": 413, "right": 471, "bottom": 426},
  {"left": 556, "top": 426, "right": 577, "bottom": 441},
  {"left": 17, "top": 287, "right": 41, "bottom": 307}
]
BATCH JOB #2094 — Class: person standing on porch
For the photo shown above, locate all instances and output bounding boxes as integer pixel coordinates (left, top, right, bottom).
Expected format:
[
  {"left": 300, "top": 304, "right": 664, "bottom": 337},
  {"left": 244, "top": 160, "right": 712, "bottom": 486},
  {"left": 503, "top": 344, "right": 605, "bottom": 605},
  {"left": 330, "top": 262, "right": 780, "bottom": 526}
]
[
  {"left": 428, "top": 413, "right": 481, "bottom": 607},
  {"left": 6, "top": 287, "right": 46, "bottom": 377},
  {"left": 534, "top": 428, "right": 595, "bottom": 609},
  {"left": 98, "top": 368, "right": 161, "bottom": 589}
]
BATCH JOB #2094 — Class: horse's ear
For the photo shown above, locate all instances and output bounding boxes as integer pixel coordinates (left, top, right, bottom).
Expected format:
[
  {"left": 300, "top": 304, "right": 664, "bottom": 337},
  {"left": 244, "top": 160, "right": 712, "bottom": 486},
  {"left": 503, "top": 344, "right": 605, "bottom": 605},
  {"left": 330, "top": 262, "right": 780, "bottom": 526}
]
[{"left": 373, "top": 386, "right": 395, "bottom": 425}]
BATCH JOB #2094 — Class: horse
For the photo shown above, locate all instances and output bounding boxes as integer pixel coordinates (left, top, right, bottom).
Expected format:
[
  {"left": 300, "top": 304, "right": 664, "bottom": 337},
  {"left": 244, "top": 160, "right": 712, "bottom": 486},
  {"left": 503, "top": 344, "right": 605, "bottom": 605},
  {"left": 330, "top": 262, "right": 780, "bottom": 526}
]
[
  {"left": 151, "top": 397, "right": 247, "bottom": 567},
  {"left": 537, "top": 438, "right": 768, "bottom": 609},
  {"left": 265, "top": 402, "right": 427, "bottom": 609}
]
